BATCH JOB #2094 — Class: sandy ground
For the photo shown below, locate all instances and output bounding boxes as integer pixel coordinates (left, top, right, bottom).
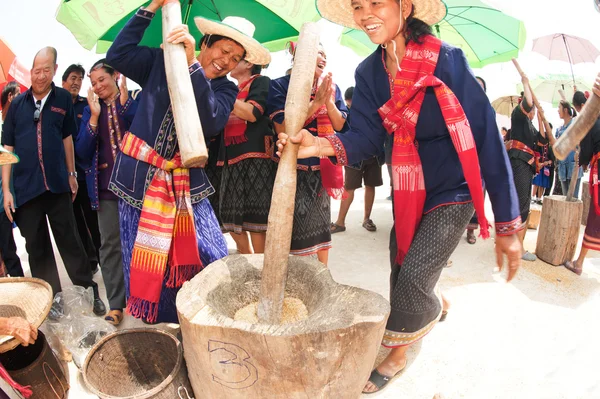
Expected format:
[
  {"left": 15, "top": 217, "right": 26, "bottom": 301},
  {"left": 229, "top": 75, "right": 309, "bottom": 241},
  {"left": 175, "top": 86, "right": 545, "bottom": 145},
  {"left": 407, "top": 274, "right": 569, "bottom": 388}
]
[{"left": 8, "top": 171, "right": 600, "bottom": 399}]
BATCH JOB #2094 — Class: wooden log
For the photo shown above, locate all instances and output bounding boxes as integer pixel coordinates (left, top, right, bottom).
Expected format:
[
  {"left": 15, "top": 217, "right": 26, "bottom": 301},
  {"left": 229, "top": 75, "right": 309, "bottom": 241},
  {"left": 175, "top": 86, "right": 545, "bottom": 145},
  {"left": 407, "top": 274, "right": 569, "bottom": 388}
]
[
  {"left": 177, "top": 254, "right": 390, "bottom": 399},
  {"left": 258, "top": 23, "right": 320, "bottom": 324},
  {"left": 528, "top": 207, "right": 542, "bottom": 230},
  {"left": 162, "top": 0, "right": 208, "bottom": 168},
  {"left": 554, "top": 73, "right": 600, "bottom": 160},
  {"left": 535, "top": 195, "right": 583, "bottom": 265},
  {"left": 582, "top": 181, "right": 591, "bottom": 225}
]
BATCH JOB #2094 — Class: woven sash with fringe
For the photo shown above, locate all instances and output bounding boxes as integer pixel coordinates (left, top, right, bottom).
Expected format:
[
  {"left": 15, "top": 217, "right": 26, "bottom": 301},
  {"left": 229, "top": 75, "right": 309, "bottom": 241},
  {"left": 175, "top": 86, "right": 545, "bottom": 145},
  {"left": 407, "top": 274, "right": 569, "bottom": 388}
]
[
  {"left": 119, "top": 132, "right": 202, "bottom": 323},
  {"left": 378, "top": 35, "right": 489, "bottom": 265},
  {"left": 306, "top": 80, "right": 345, "bottom": 200}
]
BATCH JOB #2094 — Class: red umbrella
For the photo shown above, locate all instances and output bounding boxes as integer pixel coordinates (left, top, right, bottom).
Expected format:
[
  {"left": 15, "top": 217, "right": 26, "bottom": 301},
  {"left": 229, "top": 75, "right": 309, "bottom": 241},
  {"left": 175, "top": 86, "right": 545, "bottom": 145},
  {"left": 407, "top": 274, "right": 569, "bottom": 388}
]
[
  {"left": 0, "top": 37, "right": 30, "bottom": 93},
  {"left": 532, "top": 33, "right": 600, "bottom": 85}
]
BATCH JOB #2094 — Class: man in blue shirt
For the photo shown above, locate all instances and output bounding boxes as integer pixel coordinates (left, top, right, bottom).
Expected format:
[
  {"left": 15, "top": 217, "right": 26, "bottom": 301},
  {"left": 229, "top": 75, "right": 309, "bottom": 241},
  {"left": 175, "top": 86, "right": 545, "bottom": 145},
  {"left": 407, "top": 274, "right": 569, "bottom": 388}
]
[
  {"left": 62, "top": 63, "right": 101, "bottom": 274},
  {"left": 1, "top": 47, "right": 106, "bottom": 316}
]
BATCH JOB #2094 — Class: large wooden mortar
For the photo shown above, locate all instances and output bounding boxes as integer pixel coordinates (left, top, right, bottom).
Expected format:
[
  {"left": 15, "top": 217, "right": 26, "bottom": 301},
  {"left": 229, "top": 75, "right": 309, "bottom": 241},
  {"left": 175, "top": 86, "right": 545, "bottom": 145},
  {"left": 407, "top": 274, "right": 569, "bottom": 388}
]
[
  {"left": 535, "top": 195, "right": 583, "bottom": 265},
  {"left": 176, "top": 254, "right": 390, "bottom": 399}
]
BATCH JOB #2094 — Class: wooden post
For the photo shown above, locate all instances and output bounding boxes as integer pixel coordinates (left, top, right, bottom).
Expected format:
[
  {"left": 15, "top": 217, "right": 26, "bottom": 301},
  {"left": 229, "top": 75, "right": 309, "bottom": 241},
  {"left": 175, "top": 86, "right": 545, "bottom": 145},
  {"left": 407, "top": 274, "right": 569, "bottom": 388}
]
[
  {"left": 582, "top": 181, "right": 590, "bottom": 225},
  {"left": 257, "top": 23, "right": 320, "bottom": 324},
  {"left": 554, "top": 73, "right": 600, "bottom": 160},
  {"left": 535, "top": 195, "right": 583, "bottom": 265},
  {"left": 162, "top": 0, "right": 208, "bottom": 168}
]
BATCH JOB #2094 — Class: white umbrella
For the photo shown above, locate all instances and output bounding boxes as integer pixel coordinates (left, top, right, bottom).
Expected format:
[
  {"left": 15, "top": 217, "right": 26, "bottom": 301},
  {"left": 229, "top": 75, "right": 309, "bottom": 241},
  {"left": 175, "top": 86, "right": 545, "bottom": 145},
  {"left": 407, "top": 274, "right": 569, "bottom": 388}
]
[{"left": 532, "top": 33, "right": 600, "bottom": 84}]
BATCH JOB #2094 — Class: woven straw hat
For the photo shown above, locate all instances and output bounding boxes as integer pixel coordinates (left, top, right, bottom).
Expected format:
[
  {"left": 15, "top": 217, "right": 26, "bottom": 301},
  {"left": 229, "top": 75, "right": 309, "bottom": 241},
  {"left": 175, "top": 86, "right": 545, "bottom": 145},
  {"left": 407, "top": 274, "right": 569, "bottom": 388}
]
[
  {"left": 0, "top": 277, "right": 53, "bottom": 353},
  {"left": 194, "top": 16, "right": 271, "bottom": 66},
  {"left": 316, "top": 0, "right": 447, "bottom": 29}
]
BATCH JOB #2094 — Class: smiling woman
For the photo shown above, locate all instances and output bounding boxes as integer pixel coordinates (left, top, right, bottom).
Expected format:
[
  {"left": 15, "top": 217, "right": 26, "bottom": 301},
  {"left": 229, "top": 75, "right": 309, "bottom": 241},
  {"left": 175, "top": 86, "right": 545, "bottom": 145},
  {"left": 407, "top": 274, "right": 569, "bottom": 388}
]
[
  {"left": 103, "top": 0, "right": 271, "bottom": 325},
  {"left": 275, "top": 0, "right": 528, "bottom": 394}
]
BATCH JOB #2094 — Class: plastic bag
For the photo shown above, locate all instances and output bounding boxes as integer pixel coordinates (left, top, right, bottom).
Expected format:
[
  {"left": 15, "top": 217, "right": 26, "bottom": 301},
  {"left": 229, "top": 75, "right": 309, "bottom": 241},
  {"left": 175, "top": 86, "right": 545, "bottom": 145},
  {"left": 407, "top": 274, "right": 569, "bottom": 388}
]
[{"left": 45, "top": 286, "right": 115, "bottom": 369}]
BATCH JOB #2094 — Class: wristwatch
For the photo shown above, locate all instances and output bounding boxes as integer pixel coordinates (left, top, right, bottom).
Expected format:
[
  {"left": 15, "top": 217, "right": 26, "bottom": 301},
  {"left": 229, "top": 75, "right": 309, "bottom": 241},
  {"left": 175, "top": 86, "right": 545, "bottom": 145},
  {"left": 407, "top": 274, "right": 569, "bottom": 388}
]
[{"left": 68, "top": 171, "right": 78, "bottom": 178}]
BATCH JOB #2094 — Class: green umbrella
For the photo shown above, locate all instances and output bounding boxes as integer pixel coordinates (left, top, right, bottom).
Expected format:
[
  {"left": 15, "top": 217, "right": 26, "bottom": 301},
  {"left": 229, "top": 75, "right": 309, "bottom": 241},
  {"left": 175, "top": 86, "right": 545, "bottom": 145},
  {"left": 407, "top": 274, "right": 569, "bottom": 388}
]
[
  {"left": 55, "top": 0, "right": 320, "bottom": 54},
  {"left": 340, "top": 0, "right": 526, "bottom": 68},
  {"left": 434, "top": 0, "right": 526, "bottom": 68}
]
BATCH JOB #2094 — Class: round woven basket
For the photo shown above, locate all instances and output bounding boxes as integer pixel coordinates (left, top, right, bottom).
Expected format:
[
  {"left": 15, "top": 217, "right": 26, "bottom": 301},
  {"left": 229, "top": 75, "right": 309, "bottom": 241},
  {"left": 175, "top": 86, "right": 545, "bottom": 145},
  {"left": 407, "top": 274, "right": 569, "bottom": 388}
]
[
  {"left": 0, "top": 277, "right": 53, "bottom": 353},
  {"left": 83, "top": 328, "right": 194, "bottom": 399}
]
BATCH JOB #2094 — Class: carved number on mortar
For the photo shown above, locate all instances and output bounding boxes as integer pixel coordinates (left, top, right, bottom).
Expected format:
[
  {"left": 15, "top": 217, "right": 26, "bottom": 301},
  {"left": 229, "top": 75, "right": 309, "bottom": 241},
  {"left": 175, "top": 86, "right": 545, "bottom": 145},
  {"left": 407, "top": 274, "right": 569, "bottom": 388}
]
[{"left": 208, "top": 340, "right": 258, "bottom": 389}]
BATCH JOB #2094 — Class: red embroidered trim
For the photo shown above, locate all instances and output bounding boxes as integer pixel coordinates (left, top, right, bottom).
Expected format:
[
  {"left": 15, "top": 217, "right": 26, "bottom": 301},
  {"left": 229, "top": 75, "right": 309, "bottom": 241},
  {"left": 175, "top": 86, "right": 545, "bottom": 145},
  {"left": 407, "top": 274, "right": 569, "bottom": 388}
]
[
  {"left": 227, "top": 152, "right": 272, "bottom": 166},
  {"left": 50, "top": 106, "right": 66, "bottom": 115},
  {"left": 324, "top": 134, "right": 347, "bottom": 166},
  {"left": 495, "top": 217, "right": 523, "bottom": 236},
  {"left": 247, "top": 100, "right": 264, "bottom": 115},
  {"left": 269, "top": 110, "right": 284, "bottom": 121},
  {"left": 36, "top": 114, "right": 49, "bottom": 190}
]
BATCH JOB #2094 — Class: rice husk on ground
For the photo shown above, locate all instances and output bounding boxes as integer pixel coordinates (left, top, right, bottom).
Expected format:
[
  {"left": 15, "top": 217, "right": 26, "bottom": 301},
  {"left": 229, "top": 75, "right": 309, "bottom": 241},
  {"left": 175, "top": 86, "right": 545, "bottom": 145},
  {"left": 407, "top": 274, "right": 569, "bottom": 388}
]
[{"left": 234, "top": 297, "right": 308, "bottom": 324}]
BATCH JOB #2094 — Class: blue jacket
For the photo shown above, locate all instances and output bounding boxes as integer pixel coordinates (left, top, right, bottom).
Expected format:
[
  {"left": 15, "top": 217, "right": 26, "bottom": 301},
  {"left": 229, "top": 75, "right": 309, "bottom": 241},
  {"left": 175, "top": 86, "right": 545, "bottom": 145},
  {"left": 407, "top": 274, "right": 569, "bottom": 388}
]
[
  {"left": 330, "top": 43, "right": 520, "bottom": 233},
  {"left": 106, "top": 8, "right": 238, "bottom": 209},
  {"left": 75, "top": 94, "right": 138, "bottom": 210}
]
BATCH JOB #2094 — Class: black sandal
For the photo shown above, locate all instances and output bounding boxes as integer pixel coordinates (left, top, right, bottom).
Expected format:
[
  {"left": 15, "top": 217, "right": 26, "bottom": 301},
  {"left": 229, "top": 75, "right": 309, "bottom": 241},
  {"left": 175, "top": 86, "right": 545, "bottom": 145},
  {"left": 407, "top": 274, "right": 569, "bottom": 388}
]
[
  {"left": 363, "top": 368, "right": 402, "bottom": 394},
  {"left": 330, "top": 223, "right": 346, "bottom": 234}
]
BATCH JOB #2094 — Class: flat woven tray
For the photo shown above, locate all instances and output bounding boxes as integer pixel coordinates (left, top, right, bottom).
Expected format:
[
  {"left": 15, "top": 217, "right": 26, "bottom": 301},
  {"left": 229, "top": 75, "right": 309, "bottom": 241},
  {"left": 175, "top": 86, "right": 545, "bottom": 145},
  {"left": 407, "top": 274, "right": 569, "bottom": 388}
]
[{"left": 0, "top": 277, "right": 53, "bottom": 353}]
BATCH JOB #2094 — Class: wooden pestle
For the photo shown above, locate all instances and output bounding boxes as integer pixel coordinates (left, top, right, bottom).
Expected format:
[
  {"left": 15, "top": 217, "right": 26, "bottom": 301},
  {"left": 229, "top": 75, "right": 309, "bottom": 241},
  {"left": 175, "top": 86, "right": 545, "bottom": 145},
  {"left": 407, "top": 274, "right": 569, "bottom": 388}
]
[
  {"left": 257, "top": 23, "right": 321, "bottom": 324},
  {"left": 162, "top": 0, "right": 208, "bottom": 167}
]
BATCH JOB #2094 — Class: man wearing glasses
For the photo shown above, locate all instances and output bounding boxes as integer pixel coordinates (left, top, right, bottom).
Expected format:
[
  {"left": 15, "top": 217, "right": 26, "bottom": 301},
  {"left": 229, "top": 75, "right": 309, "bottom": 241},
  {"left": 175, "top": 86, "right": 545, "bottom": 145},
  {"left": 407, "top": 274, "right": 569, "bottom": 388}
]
[{"left": 0, "top": 47, "right": 106, "bottom": 317}]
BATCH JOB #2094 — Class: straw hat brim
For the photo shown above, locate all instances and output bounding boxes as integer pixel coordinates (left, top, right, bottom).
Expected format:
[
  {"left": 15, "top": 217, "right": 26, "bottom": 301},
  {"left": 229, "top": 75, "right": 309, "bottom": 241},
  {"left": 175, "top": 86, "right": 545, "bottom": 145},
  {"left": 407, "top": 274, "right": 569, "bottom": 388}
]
[
  {"left": 316, "top": 0, "right": 447, "bottom": 30},
  {"left": 0, "top": 277, "right": 53, "bottom": 353},
  {"left": 194, "top": 17, "right": 271, "bottom": 66}
]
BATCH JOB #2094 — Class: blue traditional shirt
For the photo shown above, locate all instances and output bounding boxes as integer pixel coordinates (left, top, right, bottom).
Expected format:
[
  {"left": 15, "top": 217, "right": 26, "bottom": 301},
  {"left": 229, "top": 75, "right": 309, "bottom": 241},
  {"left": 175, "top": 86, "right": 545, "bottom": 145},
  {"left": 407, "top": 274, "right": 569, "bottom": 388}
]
[
  {"left": 106, "top": 8, "right": 238, "bottom": 209},
  {"left": 75, "top": 92, "right": 138, "bottom": 210},
  {"left": 326, "top": 43, "right": 521, "bottom": 235},
  {"left": 1, "top": 83, "right": 76, "bottom": 207},
  {"left": 267, "top": 75, "right": 348, "bottom": 169}
]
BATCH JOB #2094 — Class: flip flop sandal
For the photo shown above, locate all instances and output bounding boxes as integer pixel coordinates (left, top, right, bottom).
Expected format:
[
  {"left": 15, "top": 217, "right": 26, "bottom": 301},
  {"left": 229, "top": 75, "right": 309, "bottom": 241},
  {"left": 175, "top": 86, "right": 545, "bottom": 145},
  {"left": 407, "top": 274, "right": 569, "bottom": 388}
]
[
  {"left": 362, "top": 219, "right": 377, "bottom": 232},
  {"left": 466, "top": 233, "right": 476, "bottom": 245},
  {"left": 563, "top": 261, "right": 583, "bottom": 276},
  {"left": 330, "top": 223, "right": 346, "bottom": 234},
  {"left": 362, "top": 366, "right": 404, "bottom": 395},
  {"left": 439, "top": 310, "right": 449, "bottom": 322},
  {"left": 104, "top": 310, "right": 123, "bottom": 326}
]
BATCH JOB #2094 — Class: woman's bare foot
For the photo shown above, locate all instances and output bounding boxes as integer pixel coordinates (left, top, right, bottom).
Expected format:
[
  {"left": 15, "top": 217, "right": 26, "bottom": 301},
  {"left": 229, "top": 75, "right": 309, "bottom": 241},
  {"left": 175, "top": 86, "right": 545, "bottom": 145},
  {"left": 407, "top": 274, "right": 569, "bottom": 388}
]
[
  {"left": 362, "top": 350, "right": 408, "bottom": 393},
  {"left": 466, "top": 229, "right": 476, "bottom": 244}
]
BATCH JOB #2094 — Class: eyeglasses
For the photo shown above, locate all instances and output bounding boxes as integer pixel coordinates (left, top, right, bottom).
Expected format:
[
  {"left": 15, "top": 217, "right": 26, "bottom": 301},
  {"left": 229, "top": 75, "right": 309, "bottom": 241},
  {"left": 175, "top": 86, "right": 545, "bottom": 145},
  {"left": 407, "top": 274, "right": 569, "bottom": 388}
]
[{"left": 33, "top": 101, "right": 41, "bottom": 124}]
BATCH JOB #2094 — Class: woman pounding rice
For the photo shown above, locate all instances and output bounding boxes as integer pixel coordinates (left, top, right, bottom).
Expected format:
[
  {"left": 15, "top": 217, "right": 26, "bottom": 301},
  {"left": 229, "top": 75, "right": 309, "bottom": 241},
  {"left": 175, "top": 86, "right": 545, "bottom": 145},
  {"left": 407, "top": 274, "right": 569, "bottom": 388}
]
[
  {"left": 268, "top": 42, "right": 348, "bottom": 266},
  {"left": 278, "top": 0, "right": 522, "bottom": 393},
  {"left": 106, "top": 0, "right": 270, "bottom": 323},
  {"left": 221, "top": 61, "right": 276, "bottom": 254}
]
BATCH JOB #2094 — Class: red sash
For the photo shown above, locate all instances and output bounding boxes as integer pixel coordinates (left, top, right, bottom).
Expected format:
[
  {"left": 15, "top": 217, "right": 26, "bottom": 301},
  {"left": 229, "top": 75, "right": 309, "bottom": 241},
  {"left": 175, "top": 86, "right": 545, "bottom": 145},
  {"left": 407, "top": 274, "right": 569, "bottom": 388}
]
[
  {"left": 378, "top": 35, "right": 489, "bottom": 265},
  {"left": 510, "top": 140, "right": 541, "bottom": 172},
  {"left": 590, "top": 152, "right": 600, "bottom": 215},
  {"left": 306, "top": 81, "right": 345, "bottom": 200},
  {"left": 224, "top": 75, "right": 260, "bottom": 146}
]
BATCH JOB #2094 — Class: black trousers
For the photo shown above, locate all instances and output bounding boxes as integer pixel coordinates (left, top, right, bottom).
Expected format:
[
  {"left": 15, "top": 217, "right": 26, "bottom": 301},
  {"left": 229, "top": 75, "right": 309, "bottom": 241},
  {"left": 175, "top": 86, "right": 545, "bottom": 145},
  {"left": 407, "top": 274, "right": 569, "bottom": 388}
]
[
  {"left": 14, "top": 191, "right": 96, "bottom": 296},
  {"left": 0, "top": 211, "right": 23, "bottom": 276},
  {"left": 73, "top": 179, "right": 101, "bottom": 271}
]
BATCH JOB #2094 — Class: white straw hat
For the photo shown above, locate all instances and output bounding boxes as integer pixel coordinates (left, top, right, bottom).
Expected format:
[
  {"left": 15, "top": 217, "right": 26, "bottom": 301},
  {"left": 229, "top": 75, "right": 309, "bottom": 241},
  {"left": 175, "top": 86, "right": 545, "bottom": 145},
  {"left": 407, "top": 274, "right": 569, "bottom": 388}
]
[
  {"left": 194, "top": 16, "right": 271, "bottom": 66},
  {"left": 316, "top": 0, "right": 447, "bottom": 30}
]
